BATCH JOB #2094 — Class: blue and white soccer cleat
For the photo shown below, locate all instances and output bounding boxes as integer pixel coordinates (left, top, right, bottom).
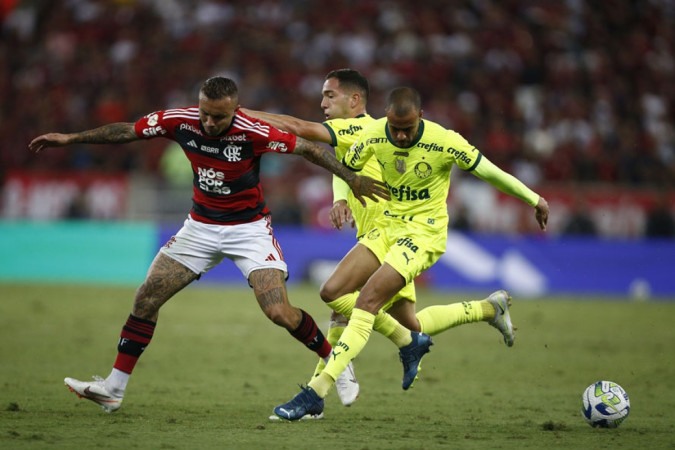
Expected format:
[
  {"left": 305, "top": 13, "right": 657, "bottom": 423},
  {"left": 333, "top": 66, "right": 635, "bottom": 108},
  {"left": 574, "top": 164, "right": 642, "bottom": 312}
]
[
  {"left": 268, "top": 411, "right": 324, "bottom": 421},
  {"left": 399, "top": 332, "right": 433, "bottom": 390},
  {"left": 273, "top": 385, "right": 324, "bottom": 421},
  {"left": 486, "top": 290, "right": 515, "bottom": 347}
]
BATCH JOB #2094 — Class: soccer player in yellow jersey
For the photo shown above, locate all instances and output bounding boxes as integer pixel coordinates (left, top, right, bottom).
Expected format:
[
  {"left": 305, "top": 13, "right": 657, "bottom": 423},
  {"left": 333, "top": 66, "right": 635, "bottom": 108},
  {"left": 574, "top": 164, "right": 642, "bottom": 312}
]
[
  {"left": 273, "top": 86, "right": 549, "bottom": 421},
  {"left": 244, "top": 69, "right": 380, "bottom": 407}
]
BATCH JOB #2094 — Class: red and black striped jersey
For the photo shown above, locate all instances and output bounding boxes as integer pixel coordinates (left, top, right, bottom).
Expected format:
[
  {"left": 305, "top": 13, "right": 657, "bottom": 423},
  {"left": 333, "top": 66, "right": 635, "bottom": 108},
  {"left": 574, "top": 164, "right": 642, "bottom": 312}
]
[{"left": 134, "top": 107, "right": 297, "bottom": 225}]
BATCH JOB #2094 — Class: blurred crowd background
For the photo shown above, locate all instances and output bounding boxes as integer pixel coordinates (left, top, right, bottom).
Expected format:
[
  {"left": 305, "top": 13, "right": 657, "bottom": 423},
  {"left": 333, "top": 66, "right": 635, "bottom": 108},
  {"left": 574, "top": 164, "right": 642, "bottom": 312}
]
[{"left": 1, "top": 0, "right": 674, "bottom": 238}]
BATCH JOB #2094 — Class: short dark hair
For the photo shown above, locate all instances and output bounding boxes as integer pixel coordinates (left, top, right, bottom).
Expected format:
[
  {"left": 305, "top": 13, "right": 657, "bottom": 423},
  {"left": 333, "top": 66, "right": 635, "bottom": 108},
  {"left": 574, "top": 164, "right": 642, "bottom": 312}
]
[
  {"left": 325, "top": 69, "right": 369, "bottom": 102},
  {"left": 386, "top": 87, "right": 421, "bottom": 116},
  {"left": 200, "top": 77, "right": 238, "bottom": 100}
]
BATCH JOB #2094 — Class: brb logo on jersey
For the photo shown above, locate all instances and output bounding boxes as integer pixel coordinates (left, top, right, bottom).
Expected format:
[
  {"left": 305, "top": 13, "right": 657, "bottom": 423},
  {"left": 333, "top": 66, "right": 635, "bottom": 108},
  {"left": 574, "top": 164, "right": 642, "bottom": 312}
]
[{"left": 197, "top": 167, "right": 231, "bottom": 195}]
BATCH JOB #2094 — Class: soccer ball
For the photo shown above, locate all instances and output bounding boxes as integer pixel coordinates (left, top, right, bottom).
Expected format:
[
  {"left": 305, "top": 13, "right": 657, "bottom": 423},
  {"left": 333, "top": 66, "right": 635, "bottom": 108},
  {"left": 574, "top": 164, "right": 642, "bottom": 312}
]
[{"left": 581, "top": 380, "right": 630, "bottom": 428}]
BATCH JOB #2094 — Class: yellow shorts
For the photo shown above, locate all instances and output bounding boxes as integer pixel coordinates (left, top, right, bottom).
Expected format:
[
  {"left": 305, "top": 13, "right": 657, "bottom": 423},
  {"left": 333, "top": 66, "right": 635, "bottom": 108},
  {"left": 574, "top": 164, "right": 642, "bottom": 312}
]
[
  {"left": 349, "top": 194, "right": 384, "bottom": 241},
  {"left": 359, "top": 217, "right": 446, "bottom": 289},
  {"left": 350, "top": 195, "right": 418, "bottom": 306}
]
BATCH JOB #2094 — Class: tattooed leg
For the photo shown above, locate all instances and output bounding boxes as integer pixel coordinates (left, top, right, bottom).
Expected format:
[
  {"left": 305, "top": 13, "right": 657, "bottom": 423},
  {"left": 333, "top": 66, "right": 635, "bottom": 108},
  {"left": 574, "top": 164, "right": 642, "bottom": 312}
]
[
  {"left": 132, "top": 253, "right": 199, "bottom": 321},
  {"left": 249, "top": 268, "right": 302, "bottom": 330}
]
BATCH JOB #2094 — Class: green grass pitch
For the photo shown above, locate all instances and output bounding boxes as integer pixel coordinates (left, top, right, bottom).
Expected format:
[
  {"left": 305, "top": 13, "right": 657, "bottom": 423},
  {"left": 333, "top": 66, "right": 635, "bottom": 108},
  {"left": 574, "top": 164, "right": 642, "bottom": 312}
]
[{"left": 1, "top": 283, "right": 674, "bottom": 449}]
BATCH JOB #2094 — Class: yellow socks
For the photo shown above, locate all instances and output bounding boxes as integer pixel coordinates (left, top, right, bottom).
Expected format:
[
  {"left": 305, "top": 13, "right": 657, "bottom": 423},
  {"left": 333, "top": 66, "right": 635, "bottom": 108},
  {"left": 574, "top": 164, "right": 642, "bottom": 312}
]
[
  {"left": 326, "top": 292, "right": 358, "bottom": 318},
  {"left": 312, "top": 323, "right": 345, "bottom": 378},
  {"left": 416, "top": 300, "right": 487, "bottom": 336},
  {"left": 373, "top": 310, "right": 412, "bottom": 347},
  {"left": 327, "top": 292, "right": 411, "bottom": 347},
  {"left": 309, "top": 308, "right": 374, "bottom": 398}
]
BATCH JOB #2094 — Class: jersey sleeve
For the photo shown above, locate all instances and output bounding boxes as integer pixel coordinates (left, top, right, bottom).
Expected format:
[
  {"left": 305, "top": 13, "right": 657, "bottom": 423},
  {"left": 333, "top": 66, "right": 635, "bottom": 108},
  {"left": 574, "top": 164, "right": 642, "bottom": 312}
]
[
  {"left": 235, "top": 110, "right": 299, "bottom": 156},
  {"left": 322, "top": 122, "right": 338, "bottom": 147},
  {"left": 332, "top": 175, "right": 350, "bottom": 203},
  {"left": 342, "top": 139, "right": 372, "bottom": 172},
  {"left": 446, "top": 130, "right": 483, "bottom": 171},
  {"left": 472, "top": 156, "right": 540, "bottom": 206},
  {"left": 264, "top": 125, "right": 298, "bottom": 154},
  {"left": 134, "top": 111, "right": 172, "bottom": 140}
]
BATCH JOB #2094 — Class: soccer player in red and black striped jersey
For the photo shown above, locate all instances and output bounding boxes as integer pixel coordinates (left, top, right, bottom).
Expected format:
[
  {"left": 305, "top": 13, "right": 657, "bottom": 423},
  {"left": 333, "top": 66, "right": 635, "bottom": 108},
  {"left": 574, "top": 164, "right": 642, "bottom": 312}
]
[{"left": 29, "top": 76, "right": 389, "bottom": 413}]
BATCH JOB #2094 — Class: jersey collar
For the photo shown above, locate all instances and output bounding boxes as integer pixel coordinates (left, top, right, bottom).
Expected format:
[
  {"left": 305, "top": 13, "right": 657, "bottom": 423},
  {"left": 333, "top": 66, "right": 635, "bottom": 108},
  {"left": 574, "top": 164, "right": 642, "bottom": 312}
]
[{"left": 385, "top": 119, "right": 425, "bottom": 149}]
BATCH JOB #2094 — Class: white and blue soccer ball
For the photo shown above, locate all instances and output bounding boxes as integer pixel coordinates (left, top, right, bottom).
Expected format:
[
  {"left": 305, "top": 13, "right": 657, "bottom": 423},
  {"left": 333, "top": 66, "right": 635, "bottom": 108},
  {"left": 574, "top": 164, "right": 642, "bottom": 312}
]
[{"left": 581, "top": 380, "right": 630, "bottom": 428}]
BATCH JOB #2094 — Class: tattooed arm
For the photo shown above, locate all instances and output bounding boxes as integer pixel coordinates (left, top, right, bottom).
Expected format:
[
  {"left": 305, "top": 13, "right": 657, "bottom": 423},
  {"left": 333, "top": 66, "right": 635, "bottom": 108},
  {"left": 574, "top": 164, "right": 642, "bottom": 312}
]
[
  {"left": 293, "top": 136, "right": 390, "bottom": 205},
  {"left": 29, "top": 122, "right": 139, "bottom": 153}
]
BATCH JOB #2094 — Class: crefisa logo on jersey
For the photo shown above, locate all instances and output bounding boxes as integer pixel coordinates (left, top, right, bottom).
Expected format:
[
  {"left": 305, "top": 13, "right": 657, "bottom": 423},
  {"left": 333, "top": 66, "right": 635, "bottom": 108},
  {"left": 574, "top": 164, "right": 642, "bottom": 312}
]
[
  {"left": 395, "top": 237, "right": 419, "bottom": 253},
  {"left": 338, "top": 124, "right": 363, "bottom": 136},
  {"left": 448, "top": 147, "right": 473, "bottom": 165},
  {"left": 385, "top": 182, "right": 431, "bottom": 201}
]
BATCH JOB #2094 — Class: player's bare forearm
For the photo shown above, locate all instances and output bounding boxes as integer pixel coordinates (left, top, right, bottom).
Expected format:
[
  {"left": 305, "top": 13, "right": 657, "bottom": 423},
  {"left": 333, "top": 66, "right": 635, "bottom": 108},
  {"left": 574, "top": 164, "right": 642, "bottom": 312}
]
[
  {"left": 68, "top": 122, "right": 138, "bottom": 144},
  {"left": 29, "top": 122, "right": 138, "bottom": 153},
  {"left": 295, "top": 137, "right": 357, "bottom": 184}
]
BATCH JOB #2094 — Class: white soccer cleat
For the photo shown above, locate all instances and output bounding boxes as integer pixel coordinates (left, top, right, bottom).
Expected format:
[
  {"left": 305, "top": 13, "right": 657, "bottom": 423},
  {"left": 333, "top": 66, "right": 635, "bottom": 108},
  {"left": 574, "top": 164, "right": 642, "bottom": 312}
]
[
  {"left": 335, "top": 361, "right": 359, "bottom": 406},
  {"left": 486, "top": 290, "right": 515, "bottom": 347},
  {"left": 64, "top": 376, "right": 123, "bottom": 413}
]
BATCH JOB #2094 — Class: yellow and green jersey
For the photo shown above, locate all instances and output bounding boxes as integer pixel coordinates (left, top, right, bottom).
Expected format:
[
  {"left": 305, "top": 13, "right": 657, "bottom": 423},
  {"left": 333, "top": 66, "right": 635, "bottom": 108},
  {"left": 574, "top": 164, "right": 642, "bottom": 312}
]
[
  {"left": 326, "top": 114, "right": 418, "bottom": 303},
  {"left": 324, "top": 114, "right": 383, "bottom": 237},
  {"left": 344, "top": 117, "right": 540, "bottom": 234}
]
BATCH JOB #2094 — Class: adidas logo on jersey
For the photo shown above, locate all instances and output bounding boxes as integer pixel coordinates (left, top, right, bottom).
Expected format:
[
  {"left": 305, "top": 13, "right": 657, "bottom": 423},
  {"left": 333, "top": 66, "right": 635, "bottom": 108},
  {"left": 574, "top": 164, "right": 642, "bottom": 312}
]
[{"left": 187, "top": 140, "right": 198, "bottom": 148}]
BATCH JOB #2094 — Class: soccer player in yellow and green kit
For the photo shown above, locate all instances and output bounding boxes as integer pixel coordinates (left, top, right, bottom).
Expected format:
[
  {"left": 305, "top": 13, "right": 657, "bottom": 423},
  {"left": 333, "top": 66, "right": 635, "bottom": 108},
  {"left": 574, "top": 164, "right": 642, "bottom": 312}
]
[
  {"left": 272, "top": 86, "right": 549, "bottom": 421},
  {"left": 243, "top": 69, "right": 384, "bottom": 408},
  {"left": 248, "top": 69, "right": 485, "bottom": 411}
]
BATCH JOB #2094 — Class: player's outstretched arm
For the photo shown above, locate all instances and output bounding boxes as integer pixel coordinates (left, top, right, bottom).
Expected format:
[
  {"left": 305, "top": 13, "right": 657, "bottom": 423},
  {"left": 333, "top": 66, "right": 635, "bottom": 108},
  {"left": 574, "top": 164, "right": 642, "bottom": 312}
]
[
  {"left": 294, "top": 137, "right": 390, "bottom": 205},
  {"left": 472, "top": 156, "right": 549, "bottom": 231},
  {"left": 29, "top": 123, "right": 139, "bottom": 153},
  {"left": 241, "top": 109, "right": 332, "bottom": 144}
]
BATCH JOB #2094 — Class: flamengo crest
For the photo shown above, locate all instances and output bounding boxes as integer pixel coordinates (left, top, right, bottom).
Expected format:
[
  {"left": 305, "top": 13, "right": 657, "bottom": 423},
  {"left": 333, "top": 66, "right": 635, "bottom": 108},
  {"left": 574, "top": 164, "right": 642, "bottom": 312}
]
[{"left": 222, "top": 144, "right": 242, "bottom": 162}]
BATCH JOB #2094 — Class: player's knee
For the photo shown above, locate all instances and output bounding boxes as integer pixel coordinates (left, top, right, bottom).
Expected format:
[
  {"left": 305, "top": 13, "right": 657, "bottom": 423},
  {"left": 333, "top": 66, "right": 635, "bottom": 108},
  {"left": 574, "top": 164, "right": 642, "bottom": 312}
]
[
  {"left": 319, "top": 279, "right": 343, "bottom": 303},
  {"left": 263, "top": 305, "right": 294, "bottom": 329}
]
